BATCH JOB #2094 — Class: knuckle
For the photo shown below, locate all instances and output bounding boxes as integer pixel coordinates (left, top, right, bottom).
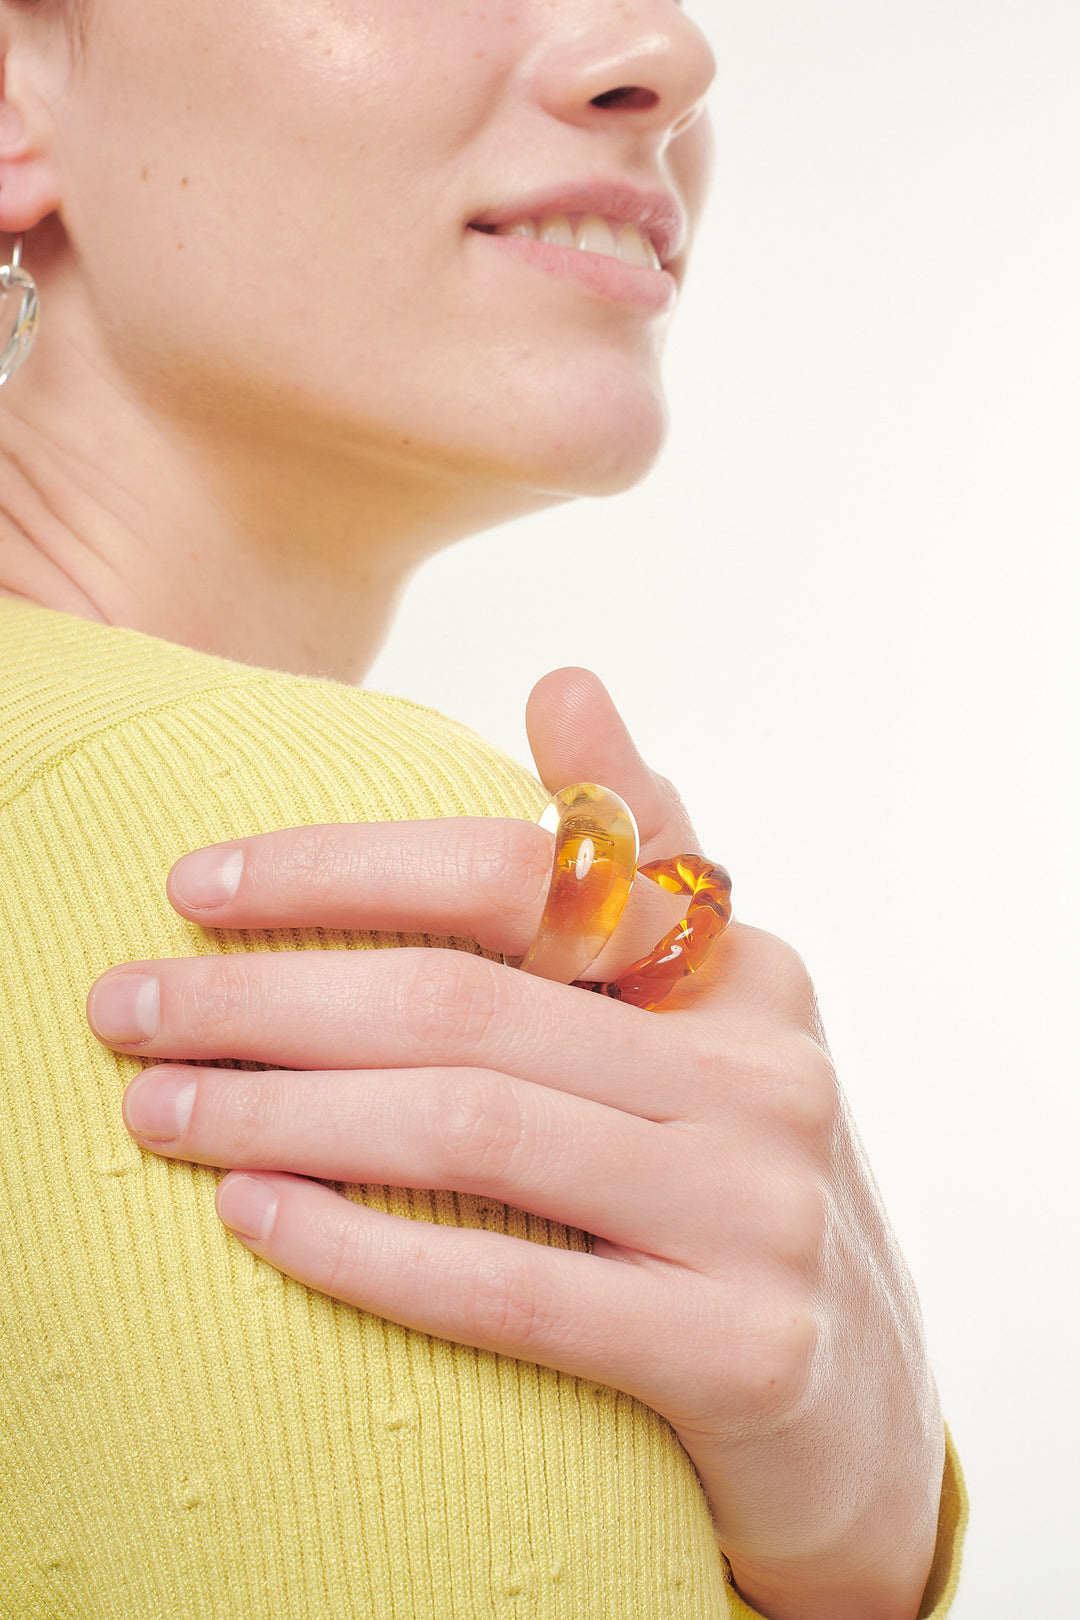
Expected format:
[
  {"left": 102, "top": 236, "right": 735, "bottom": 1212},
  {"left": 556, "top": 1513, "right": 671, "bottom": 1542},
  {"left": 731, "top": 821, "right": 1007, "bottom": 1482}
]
[
  {"left": 213, "top": 1074, "right": 270, "bottom": 1159},
  {"left": 651, "top": 770, "right": 689, "bottom": 821},
  {"left": 756, "top": 1036, "right": 841, "bottom": 1151},
  {"left": 766, "top": 940, "right": 816, "bottom": 1007},
  {"left": 765, "top": 1178, "right": 831, "bottom": 1272},
  {"left": 738, "top": 926, "right": 819, "bottom": 1016},
  {"left": 397, "top": 951, "right": 505, "bottom": 1057},
  {"left": 732, "top": 1300, "right": 819, "bottom": 1419},
  {"left": 786, "top": 1041, "right": 841, "bottom": 1149},
  {"left": 320, "top": 1205, "right": 369, "bottom": 1304},
  {"left": 464, "top": 821, "right": 553, "bottom": 939},
  {"left": 464, "top": 1250, "right": 556, "bottom": 1353},
  {"left": 427, "top": 1072, "right": 526, "bottom": 1191},
  {"left": 266, "top": 824, "right": 353, "bottom": 904},
  {"left": 179, "top": 958, "right": 258, "bottom": 1042}
]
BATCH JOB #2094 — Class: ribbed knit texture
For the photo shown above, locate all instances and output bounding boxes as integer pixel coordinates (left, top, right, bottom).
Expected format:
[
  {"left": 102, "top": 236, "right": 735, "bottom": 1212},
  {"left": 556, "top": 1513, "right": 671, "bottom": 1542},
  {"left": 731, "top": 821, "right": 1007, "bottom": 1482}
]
[{"left": 0, "top": 600, "right": 964, "bottom": 1618}]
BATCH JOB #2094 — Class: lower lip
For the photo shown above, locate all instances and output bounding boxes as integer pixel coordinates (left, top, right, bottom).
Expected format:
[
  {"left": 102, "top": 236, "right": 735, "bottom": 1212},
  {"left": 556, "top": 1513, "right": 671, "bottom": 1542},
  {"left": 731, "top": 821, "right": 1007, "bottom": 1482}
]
[{"left": 470, "top": 230, "right": 678, "bottom": 314}]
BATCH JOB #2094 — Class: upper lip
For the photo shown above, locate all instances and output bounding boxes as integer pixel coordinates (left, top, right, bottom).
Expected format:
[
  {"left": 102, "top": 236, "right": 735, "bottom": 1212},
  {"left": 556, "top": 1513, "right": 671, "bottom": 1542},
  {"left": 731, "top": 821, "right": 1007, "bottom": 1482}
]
[{"left": 469, "top": 181, "right": 687, "bottom": 267}]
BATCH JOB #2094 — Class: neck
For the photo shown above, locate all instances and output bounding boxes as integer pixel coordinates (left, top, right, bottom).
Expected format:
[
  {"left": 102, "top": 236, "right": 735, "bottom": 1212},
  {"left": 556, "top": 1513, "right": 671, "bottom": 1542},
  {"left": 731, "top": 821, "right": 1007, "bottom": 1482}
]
[{"left": 0, "top": 319, "right": 553, "bottom": 685}]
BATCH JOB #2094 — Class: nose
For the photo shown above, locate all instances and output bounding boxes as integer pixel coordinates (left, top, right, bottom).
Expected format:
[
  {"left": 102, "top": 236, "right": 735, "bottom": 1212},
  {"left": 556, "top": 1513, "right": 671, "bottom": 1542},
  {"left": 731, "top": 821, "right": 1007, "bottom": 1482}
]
[{"left": 525, "top": 1, "right": 716, "bottom": 147}]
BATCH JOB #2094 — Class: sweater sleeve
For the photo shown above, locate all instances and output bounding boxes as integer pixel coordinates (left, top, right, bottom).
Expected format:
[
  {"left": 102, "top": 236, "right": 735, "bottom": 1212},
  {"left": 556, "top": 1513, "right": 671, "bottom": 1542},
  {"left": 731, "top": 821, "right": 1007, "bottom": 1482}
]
[{"left": 0, "top": 603, "right": 730, "bottom": 1619}]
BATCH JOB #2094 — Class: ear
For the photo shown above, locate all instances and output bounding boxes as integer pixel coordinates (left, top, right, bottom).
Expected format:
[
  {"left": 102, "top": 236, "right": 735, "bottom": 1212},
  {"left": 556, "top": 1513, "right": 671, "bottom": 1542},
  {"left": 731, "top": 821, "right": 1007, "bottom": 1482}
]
[{"left": 0, "top": 13, "right": 65, "bottom": 235}]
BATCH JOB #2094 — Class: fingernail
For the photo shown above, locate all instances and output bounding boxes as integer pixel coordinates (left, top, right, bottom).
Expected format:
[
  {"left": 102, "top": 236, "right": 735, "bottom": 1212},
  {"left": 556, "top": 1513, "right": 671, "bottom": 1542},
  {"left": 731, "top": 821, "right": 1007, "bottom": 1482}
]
[
  {"left": 88, "top": 973, "right": 160, "bottom": 1044},
  {"left": 171, "top": 846, "right": 244, "bottom": 910},
  {"left": 123, "top": 1070, "right": 196, "bottom": 1142},
  {"left": 217, "top": 1175, "right": 278, "bottom": 1243}
]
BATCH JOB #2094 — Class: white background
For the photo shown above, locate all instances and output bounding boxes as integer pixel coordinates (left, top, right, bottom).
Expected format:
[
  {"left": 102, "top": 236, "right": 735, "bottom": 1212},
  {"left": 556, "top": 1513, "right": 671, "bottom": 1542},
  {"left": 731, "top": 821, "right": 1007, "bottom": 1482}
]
[{"left": 370, "top": 3, "right": 1080, "bottom": 1613}]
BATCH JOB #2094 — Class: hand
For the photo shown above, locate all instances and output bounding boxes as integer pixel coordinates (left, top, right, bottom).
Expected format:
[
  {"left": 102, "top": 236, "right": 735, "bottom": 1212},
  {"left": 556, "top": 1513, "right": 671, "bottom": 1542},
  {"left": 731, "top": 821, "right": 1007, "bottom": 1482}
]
[{"left": 86, "top": 668, "right": 944, "bottom": 1620}]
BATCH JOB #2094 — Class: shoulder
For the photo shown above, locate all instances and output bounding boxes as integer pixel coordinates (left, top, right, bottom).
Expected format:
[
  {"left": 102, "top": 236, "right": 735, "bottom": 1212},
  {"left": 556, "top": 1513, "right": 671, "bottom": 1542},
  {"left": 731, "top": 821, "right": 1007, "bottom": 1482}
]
[{"left": 0, "top": 600, "right": 545, "bottom": 826}]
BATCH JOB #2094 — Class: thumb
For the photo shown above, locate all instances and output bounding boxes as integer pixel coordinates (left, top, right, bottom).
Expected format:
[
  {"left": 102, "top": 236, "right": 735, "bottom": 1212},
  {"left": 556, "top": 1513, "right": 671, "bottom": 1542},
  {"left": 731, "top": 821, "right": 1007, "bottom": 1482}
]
[
  {"left": 525, "top": 667, "right": 698, "bottom": 859},
  {"left": 525, "top": 668, "right": 705, "bottom": 980}
]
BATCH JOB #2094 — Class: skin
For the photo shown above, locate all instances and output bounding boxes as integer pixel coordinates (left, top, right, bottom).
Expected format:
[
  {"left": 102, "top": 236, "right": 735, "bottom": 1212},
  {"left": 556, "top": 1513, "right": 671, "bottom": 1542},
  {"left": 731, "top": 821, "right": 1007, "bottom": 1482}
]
[
  {"left": 0, "top": 2, "right": 944, "bottom": 1615},
  {"left": 0, "top": 0, "right": 713, "bottom": 675}
]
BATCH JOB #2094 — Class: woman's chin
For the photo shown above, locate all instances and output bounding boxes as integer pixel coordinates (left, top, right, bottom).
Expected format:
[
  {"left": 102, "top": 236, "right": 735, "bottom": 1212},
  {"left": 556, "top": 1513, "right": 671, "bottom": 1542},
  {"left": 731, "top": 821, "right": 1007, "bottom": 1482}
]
[
  {"left": 491, "top": 390, "right": 670, "bottom": 500},
  {"left": 552, "top": 440, "right": 666, "bottom": 498}
]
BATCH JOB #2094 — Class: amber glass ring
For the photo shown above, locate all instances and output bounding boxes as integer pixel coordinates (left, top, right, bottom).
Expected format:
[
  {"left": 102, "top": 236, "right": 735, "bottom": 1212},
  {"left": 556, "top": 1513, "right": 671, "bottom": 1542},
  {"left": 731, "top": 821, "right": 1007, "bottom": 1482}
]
[{"left": 519, "top": 783, "right": 733, "bottom": 1011}]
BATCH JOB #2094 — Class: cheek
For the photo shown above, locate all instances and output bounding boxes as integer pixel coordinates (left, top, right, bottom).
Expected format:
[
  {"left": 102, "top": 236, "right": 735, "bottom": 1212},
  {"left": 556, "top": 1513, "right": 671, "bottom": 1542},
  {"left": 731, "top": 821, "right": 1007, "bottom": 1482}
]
[
  {"left": 59, "top": 0, "right": 499, "bottom": 248},
  {"left": 51, "top": 0, "right": 672, "bottom": 492},
  {"left": 59, "top": 17, "right": 493, "bottom": 388}
]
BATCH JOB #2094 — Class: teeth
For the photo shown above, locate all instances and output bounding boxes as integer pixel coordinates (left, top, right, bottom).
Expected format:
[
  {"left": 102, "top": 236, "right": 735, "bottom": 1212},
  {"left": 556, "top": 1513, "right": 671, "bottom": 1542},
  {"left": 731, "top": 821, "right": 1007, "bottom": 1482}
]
[
  {"left": 615, "top": 223, "right": 661, "bottom": 271},
  {"left": 576, "top": 214, "right": 618, "bottom": 258},
  {"left": 492, "top": 214, "right": 662, "bottom": 269},
  {"left": 539, "top": 214, "right": 575, "bottom": 248}
]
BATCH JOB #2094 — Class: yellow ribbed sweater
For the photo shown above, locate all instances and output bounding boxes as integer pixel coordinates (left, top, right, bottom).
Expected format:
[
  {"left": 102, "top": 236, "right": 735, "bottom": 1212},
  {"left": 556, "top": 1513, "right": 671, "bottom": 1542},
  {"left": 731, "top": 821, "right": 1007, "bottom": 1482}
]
[{"left": 0, "top": 601, "right": 965, "bottom": 1619}]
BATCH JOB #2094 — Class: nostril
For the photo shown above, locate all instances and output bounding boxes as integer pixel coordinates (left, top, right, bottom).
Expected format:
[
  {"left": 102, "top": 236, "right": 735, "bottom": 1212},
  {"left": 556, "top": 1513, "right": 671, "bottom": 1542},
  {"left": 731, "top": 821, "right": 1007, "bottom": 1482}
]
[{"left": 590, "top": 86, "right": 661, "bottom": 112}]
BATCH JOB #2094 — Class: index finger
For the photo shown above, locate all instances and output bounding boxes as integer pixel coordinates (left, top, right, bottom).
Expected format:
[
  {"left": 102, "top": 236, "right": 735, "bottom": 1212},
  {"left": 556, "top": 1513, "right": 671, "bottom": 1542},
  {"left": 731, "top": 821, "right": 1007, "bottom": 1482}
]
[
  {"left": 166, "top": 816, "right": 687, "bottom": 971},
  {"left": 167, "top": 817, "right": 550, "bottom": 952}
]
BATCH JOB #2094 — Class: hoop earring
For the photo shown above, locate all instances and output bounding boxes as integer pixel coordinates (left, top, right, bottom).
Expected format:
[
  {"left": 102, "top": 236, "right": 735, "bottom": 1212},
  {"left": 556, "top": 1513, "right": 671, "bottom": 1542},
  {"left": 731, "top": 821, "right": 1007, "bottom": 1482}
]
[{"left": 0, "top": 236, "right": 40, "bottom": 387}]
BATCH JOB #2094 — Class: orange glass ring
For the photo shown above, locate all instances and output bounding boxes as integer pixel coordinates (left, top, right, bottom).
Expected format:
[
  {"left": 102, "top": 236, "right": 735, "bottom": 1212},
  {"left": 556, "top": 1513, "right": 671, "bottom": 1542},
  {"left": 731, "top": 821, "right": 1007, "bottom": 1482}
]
[
  {"left": 519, "top": 783, "right": 733, "bottom": 1011},
  {"left": 587, "top": 852, "right": 733, "bottom": 1010},
  {"left": 518, "top": 784, "right": 640, "bottom": 986}
]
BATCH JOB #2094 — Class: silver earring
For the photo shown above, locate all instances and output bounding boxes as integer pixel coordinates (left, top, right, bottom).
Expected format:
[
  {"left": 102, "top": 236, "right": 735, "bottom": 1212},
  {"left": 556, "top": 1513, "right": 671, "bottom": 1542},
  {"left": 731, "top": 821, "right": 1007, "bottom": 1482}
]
[{"left": 0, "top": 236, "right": 40, "bottom": 387}]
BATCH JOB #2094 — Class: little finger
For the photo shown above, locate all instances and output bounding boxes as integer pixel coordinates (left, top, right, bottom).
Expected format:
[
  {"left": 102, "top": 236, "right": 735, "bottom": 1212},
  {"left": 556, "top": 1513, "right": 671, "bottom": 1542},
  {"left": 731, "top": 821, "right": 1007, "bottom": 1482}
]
[{"left": 213, "top": 1169, "right": 725, "bottom": 1416}]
